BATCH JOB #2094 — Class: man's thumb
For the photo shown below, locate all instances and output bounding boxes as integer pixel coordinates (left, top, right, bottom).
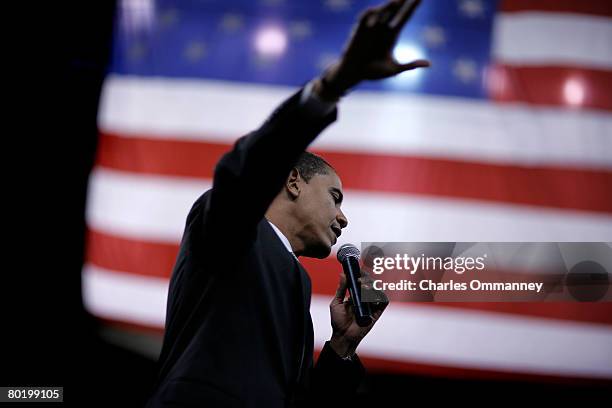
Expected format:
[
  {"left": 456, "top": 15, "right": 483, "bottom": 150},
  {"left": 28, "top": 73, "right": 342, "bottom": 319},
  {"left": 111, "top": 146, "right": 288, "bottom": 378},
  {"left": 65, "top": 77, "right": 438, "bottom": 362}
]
[{"left": 397, "top": 59, "right": 431, "bottom": 74}]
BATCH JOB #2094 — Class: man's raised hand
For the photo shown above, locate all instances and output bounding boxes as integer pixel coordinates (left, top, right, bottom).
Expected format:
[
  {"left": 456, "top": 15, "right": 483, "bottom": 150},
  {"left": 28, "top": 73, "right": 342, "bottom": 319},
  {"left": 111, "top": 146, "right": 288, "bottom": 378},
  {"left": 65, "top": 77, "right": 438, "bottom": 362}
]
[{"left": 317, "top": 0, "right": 430, "bottom": 99}]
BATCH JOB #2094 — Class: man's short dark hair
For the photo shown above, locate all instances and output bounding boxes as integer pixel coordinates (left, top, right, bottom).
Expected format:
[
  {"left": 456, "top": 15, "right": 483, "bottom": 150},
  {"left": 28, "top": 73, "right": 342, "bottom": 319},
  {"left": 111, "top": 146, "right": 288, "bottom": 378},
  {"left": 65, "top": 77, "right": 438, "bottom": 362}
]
[{"left": 295, "top": 151, "right": 335, "bottom": 182}]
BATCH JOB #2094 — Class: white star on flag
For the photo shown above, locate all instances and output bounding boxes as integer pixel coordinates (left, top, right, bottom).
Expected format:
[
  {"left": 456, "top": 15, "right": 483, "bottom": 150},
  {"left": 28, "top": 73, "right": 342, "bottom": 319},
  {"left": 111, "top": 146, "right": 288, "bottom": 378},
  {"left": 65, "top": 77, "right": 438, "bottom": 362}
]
[{"left": 459, "top": 0, "right": 484, "bottom": 18}]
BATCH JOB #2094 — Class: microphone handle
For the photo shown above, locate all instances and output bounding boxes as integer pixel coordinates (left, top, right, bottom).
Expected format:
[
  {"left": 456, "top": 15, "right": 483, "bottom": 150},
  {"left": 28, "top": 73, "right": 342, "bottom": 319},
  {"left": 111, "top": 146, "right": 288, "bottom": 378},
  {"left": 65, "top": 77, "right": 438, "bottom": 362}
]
[{"left": 342, "top": 256, "right": 372, "bottom": 327}]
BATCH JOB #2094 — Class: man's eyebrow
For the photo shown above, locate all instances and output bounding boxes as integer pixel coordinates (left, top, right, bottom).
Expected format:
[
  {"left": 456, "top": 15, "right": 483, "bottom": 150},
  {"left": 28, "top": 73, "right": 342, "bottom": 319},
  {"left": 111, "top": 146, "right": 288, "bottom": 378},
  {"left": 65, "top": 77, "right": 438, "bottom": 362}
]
[{"left": 330, "top": 187, "right": 343, "bottom": 203}]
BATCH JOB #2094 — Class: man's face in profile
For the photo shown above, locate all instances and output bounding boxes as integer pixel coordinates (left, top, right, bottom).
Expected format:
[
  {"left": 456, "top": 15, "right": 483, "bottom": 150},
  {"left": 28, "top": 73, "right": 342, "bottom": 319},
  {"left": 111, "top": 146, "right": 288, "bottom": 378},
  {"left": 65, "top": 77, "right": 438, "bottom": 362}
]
[{"left": 296, "top": 170, "right": 348, "bottom": 259}]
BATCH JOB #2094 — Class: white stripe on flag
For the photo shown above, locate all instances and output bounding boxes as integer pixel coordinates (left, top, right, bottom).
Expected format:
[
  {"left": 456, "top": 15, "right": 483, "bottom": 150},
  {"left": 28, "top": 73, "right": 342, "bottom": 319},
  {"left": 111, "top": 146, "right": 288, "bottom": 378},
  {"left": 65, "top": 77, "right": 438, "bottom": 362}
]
[
  {"left": 98, "top": 75, "right": 612, "bottom": 168},
  {"left": 493, "top": 12, "right": 612, "bottom": 69},
  {"left": 84, "top": 264, "right": 612, "bottom": 379},
  {"left": 86, "top": 168, "right": 209, "bottom": 243},
  {"left": 87, "top": 167, "right": 612, "bottom": 243},
  {"left": 83, "top": 264, "right": 169, "bottom": 327}
]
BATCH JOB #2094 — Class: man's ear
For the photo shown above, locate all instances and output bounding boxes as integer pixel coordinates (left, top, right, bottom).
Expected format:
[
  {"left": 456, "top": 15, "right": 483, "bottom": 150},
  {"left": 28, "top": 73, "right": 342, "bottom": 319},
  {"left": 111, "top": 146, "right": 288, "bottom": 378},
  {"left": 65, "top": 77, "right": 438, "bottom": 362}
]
[{"left": 286, "top": 168, "right": 302, "bottom": 199}]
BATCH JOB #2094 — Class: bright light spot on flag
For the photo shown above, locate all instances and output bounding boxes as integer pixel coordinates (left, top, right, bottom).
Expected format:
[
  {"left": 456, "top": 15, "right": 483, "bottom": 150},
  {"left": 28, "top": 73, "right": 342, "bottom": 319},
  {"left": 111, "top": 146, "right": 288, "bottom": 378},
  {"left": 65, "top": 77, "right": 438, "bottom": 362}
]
[
  {"left": 254, "top": 26, "right": 288, "bottom": 58},
  {"left": 389, "top": 43, "right": 427, "bottom": 87},
  {"left": 394, "top": 44, "right": 425, "bottom": 64},
  {"left": 564, "top": 78, "right": 585, "bottom": 107}
]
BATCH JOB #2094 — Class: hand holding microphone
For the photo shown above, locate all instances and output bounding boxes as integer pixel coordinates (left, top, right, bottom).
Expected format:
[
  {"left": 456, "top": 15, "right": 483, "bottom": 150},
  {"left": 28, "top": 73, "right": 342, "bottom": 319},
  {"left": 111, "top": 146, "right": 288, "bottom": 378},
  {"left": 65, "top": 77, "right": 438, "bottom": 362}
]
[{"left": 328, "top": 244, "right": 389, "bottom": 359}]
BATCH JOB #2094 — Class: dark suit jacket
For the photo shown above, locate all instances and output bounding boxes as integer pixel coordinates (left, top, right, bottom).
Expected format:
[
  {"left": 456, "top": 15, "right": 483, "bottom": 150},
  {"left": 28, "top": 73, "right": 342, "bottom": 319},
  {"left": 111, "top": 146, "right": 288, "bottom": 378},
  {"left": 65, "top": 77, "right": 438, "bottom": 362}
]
[{"left": 146, "top": 88, "right": 365, "bottom": 407}]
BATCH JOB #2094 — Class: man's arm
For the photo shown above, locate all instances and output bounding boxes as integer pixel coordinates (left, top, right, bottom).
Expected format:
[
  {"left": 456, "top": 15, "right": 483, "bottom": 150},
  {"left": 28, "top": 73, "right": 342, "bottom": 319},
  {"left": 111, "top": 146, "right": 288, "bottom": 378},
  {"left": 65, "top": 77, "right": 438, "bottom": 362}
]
[{"left": 200, "top": 86, "right": 338, "bottom": 255}]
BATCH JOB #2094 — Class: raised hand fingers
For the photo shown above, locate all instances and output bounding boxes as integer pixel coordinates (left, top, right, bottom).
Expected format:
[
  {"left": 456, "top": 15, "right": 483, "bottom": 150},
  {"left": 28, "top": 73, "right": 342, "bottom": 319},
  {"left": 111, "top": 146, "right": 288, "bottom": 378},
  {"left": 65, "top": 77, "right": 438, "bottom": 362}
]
[
  {"left": 388, "top": 0, "right": 421, "bottom": 30},
  {"left": 367, "top": 1, "right": 402, "bottom": 28}
]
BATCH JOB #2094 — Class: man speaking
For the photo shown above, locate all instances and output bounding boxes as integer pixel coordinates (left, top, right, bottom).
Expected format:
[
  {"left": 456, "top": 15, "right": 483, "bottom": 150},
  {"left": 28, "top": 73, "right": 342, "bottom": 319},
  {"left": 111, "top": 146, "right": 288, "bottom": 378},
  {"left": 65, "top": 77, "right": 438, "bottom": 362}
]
[{"left": 146, "top": 1, "right": 430, "bottom": 406}]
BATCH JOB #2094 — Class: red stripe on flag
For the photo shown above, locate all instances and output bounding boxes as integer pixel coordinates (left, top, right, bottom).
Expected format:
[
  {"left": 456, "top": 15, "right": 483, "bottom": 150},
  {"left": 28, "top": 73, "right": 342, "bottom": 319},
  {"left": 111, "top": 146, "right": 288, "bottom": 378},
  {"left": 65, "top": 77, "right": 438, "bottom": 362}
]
[
  {"left": 86, "top": 229, "right": 178, "bottom": 278},
  {"left": 96, "top": 132, "right": 229, "bottom": 178},
  {"left": 500, "top": 0, "right": 612, "bottom": 17},
  {"left": 97, "top": 133, "right": 612, "bottom": 214},
  {"left": 488, "top": 65, "right": 612, "bottom": 112},
  {"left": 86, "top": 229, "right": 612, "bottom": 325}
]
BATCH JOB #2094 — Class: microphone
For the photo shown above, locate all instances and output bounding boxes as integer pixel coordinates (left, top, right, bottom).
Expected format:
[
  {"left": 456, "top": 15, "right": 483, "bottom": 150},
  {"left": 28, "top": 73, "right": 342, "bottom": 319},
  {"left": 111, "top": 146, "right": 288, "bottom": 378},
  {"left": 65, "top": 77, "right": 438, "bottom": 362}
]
[{"left": 337, "top": 244, "right": 372, "bottom": 327}]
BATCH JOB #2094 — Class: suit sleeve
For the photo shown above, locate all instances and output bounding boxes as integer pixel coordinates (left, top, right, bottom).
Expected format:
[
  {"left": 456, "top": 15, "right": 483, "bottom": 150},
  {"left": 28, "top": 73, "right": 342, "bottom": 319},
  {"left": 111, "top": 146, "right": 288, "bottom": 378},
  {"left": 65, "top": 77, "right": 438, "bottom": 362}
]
[
  {"left": 297, "top": 341, "right": 365, "bottom": 405},
  {"left": 202, "top": 88, "right": 338, "bottom": 253}
]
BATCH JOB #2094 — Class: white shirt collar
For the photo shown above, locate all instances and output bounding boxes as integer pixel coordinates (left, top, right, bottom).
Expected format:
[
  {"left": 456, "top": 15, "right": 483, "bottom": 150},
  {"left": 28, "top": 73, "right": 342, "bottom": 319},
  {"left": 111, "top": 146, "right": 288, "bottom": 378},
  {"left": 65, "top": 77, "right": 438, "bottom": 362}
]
[{"left": 267, "top": 220, "right": 297, "bottom": 258}]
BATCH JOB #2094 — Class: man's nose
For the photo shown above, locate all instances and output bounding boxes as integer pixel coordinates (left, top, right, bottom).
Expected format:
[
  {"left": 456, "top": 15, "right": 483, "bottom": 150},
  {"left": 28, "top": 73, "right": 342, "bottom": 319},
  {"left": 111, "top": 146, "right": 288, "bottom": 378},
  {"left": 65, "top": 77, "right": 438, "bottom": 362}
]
[{"left": 337, "top": 208, "right": 348, "bottom": 229}]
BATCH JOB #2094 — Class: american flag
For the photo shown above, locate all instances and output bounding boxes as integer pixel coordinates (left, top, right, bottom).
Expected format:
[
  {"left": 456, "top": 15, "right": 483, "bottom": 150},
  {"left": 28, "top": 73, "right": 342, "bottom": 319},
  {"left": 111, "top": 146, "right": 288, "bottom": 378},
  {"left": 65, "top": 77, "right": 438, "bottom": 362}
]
[{"left": 84, "top": 0, "right": 612, "bottom": 382}]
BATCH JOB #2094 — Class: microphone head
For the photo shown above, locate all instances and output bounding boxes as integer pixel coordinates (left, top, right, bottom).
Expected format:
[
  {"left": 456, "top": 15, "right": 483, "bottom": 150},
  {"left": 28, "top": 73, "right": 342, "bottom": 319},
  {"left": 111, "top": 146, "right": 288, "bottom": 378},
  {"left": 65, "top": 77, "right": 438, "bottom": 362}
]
[{"left": 337, "top": 243, "right": 360, "bottom": 263}]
